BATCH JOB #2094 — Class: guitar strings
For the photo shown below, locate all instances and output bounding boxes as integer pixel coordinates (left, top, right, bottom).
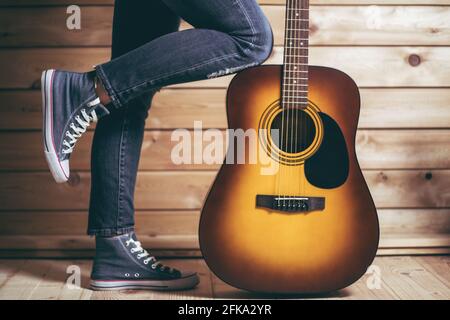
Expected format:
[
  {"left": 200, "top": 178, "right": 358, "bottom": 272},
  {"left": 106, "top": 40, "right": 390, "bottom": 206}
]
[
  {"left": 303, "top": 0, "right": 309, "bottom": 199},
  {"left": 278, "top": 0, "right": 290, "bottom": 206},
  {"left": 295, "top": 0, "right": 301, "bottom": 199},
  {"left": 279, "top": 0, "right": 293, "bottom": 207},
  {"left": 278, "top": 0, "right": 309, "bottom": 207},
  {"left": 288, "top": 0, "right": 296, "bottom": 207},
  {"left": 294, "top": 0, "right": 302, "bottom": 200},
  {"left": 288, "top": 0, "right": 296, "bottom": 208},
  {"left": 300, "top": 0, "right": 305, "bottom": 198}
]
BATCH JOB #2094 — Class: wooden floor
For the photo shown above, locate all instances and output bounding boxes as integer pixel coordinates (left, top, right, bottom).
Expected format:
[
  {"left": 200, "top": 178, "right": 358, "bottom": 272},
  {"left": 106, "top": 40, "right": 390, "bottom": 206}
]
[{"left": 0, "top": 256, "right": 449, "bottom": 300}]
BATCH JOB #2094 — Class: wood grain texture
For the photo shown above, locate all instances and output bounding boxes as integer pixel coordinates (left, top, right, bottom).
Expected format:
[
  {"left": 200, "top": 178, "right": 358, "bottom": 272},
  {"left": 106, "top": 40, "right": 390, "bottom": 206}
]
[
  {"left": 0, "top": 257, "right": 449, "bottom": 300},
  {"left": 1, "top": 6, "right": 449, "bottom": 47},
  {"left": 0, "top": 210, "right": 448, "bottom": 255},
  {"left": 0, "top": 1, "right": 448, "bottom": 257},
  {"left": 0, "top": 234, "right": 448, "bottom": 252},
  {"left": 2, "top": 88, "right": 450, "bottom": 130},
  {"left": 1, "top": 209, "right": 448, "bottom": 236},
  {"left": 1, "top": 129, "right": 449, "bottom": 170},
  {"left": 1, "top": 46, "right": 450, "bottom": 89},
  {"left": 0, "top": 170, "right": 449, "bottom": 211}
]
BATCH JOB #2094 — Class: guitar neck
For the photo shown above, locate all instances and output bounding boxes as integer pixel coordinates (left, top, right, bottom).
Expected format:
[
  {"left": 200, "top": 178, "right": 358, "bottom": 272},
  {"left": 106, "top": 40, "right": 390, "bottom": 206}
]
[{"left": 282, "top": 0, "right": 310, "bottom": 109}]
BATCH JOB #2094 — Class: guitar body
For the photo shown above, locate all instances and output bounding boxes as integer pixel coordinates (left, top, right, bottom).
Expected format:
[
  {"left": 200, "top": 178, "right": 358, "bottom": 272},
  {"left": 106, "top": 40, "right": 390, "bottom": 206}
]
[{"left": 199, "top": 65, "right": 379, "bottom": 294}]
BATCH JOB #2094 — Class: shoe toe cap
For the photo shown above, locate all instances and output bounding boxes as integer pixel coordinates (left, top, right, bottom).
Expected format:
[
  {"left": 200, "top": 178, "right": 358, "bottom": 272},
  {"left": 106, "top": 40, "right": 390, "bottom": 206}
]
[
  {"left": 181, "top": 271, "right": 198, "bottom": 278},
  {"left": 60, "top": 159, "right": 70, "bottom": 180}
]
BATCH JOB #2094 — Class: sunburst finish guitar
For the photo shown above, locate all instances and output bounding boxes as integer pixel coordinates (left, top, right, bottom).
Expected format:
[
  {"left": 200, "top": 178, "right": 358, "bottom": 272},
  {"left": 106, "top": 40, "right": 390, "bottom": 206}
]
[{"left": 199, "top": 0, "right": 379, "bottom": 293}]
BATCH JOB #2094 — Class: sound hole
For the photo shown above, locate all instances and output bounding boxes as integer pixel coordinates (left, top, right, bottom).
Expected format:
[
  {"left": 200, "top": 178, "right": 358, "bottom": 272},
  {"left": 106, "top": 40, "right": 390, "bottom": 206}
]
[{"left": 270, "top": 109, "right": 316, "bottom": 154}]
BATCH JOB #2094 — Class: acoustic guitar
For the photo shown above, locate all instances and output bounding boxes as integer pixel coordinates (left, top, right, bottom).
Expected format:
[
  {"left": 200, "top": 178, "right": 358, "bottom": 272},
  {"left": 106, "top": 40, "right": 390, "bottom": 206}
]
[{"left": 199, "top": 0, "right": 379, "bottom": 294}]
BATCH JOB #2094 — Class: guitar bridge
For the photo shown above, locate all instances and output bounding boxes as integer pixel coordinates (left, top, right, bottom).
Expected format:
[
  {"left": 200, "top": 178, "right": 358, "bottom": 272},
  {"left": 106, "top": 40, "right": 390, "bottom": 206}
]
[{"left": 256, "top": 195, "right": 325, "bottom": 213}]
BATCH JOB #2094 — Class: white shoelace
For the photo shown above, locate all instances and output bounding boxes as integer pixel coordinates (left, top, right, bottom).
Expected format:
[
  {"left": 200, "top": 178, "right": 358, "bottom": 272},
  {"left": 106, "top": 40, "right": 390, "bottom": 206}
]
[
  {"left": 62, "top": 109, "right": 98, "bottom": 154},
  {"left": 125, "top": 238, "right": 174, "bottom": 273}
]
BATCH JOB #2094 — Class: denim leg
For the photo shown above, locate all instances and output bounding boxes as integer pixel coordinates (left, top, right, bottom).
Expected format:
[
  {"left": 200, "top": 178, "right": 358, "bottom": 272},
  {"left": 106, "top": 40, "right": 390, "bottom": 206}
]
[
  {"left": 87, "top": 0, "right": 181, "bottom": 236},
  {"left": 95, "top": 0, "right": 273, "bottom": 109}
]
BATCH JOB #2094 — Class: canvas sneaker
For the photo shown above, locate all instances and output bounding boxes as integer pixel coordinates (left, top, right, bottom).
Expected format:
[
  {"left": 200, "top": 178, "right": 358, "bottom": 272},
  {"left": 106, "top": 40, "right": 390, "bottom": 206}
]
[
  {"left": 90, "top": 232, "right": 199, "bottom": 291},
  {"left": 41, "top": 69, "right": 110, "bottom": 183}
]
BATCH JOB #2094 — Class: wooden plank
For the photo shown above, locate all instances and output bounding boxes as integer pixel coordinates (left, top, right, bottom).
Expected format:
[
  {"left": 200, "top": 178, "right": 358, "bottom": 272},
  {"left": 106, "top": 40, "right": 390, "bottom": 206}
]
[
  {"left": 2, "top": 6, "right": 449, "bottom": 47},
  {"left": 415, "top": 256, "right": 450, "bottom": 288},
  {"left": 358, "top": 88, "right": 450, "bottom": 129},
  {"left": 0, "top": 248, "right": 448, "bottom": 259},
  {"left": 305, "top": 6, "right": 450, "bottom": 46},
  {"left": 377, "top": 248, "right": 450, "bottom": 255},
  {"left": 0, "top": 260, "right": 26, "bottom": 290},
  {"left": 0, "top": 257, "right": 449, "bottom": 300},
  {"left": 0, "top": 258, "right": 52, "bottom": 299},
  {"left": 0, "top": 210, "right": 448, "bottom": 254},
  {"left": 0, "top": 170, "right": 449, "bottom": 210},
  {"left": 1, "top": 88, "right": 449, "bottom": 131},
  {"left": 0, "top": 210, "right": 200, "bottom": 236},
  {"left": 90, "top": 259, "right": 212, "bottom": 300},
  {"left": 380, "top": 234, "right": 450, "bottom": 248},
  {"left": 0, "top": 249, "right": 202, "bottom": 259},
  {"left": 375, "top": 256, "right": 450, "bottom": 299},
  {"left": 0, "top": 210, "right": 448, "bottom": 253},
  {"left": 335, "top": 259, "right": 399, "bottom": 299},
  {"left": 355, "top": 130, "right": 450, "bottom": 169},
  {"left": 25, "top": 259, "right": 92, "bottom": 300},
  {"left": 0, "top": 233, "right": 448, "bottom": 251},
  {"left": 1, "top": 129, "right": 450, "bottom": 171},
  {"left": 1, "top": 46, "right": 450, "bottom": 89},
  {"left": 0, "top": 235, "right": 198, "bottom": 250},
  {"left": 1, "top": 209, "right": 448, "bottom": 236},
  {"left": 0, "top": 6, "right": 114, "bottom": 47},
  {"left": 0, "top": 89, "right": 227, "bottom": 130},
  {"left": 366, "top": 170, "right": 450, "bottom": 209},
  {"left": 378, "top": 209, "right": 450, "bottom": 234}
]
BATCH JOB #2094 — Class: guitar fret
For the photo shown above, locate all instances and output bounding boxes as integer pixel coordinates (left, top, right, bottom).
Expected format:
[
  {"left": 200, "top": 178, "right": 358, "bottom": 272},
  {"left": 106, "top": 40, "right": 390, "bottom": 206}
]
[
  {"left": 284, "top": 87, "right": 308, "bottom": 89},
  {"left": 282, "top": 0, "right": 310, "bottom": 105},
  {"left": 283, "top": 96, "right": 309, "bottom": 99}
]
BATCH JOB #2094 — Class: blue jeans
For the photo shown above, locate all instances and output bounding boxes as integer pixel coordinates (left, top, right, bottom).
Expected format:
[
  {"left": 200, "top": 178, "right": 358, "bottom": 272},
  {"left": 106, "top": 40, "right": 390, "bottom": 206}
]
[{"left": 88, "top": 0, "right": 273, "bottom": 236}]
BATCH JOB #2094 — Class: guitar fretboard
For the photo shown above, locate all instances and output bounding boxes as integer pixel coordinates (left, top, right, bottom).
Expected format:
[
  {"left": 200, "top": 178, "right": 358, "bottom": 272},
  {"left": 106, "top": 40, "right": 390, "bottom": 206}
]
[{"left": 282, "top": 0, "right": 309, "bottom": 109}]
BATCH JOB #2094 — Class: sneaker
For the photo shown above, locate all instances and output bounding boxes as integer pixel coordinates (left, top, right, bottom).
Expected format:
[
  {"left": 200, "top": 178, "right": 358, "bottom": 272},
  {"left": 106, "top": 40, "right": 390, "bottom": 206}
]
[
  {"left": 41, "top": 69, "right": 110, "bottom": 183},
  {"left": 90, "top": 232, "right": 199, "bottom": 291}
]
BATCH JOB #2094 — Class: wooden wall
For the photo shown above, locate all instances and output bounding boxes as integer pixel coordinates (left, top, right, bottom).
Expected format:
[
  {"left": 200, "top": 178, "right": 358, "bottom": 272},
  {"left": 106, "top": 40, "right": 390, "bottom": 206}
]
[{"left": 0, "top": 0, "right": 449, "bottom": 257}]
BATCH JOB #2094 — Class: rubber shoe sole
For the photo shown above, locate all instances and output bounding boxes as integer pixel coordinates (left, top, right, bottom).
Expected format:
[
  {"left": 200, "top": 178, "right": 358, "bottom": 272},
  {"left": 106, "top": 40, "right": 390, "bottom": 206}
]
[
  {"left": 41, "top": 69, "right": 70, "bottom": 183},
  {"left": 90, "top": 273, "right": 200, "bottom": 291}
]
